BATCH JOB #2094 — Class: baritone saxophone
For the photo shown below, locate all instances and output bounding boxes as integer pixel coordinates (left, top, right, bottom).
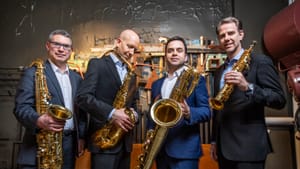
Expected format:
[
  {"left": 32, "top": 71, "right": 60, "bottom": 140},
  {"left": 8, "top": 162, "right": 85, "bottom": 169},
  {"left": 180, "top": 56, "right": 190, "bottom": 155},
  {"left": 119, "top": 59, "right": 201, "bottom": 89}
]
[
  {"left": 209, "top": 41, "right": 257, "bottom": 110},
  {"left": 136, "top": 64, "right": 201, "bottom": 169},
  {"left": 31, "top": 58, "right": 72, "bottom": 169}
]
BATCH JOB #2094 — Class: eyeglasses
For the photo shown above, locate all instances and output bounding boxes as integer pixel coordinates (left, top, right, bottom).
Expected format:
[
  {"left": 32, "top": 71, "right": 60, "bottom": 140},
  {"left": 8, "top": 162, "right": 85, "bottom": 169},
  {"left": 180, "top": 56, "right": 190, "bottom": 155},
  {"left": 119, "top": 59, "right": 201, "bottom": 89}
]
[{"left": 49, "top": 41, "right": 72, "bottom": 50}]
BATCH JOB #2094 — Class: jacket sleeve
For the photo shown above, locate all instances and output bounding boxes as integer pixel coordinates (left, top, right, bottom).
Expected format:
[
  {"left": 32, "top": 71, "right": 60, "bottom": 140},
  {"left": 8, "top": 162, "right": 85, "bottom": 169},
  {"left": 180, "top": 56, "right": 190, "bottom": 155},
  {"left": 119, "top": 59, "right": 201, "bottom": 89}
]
[
  {"left": 13, "top": 67, "right": 40, "bottom": 131},
  {"left": 75, "top": 58, "right": 114, "bottom": 121},
  {"left": 179, "top": 75, "right": 211, "bottom": 127},
  {"left": 250, "top": 55, "right": 286, "bottom": 109}
]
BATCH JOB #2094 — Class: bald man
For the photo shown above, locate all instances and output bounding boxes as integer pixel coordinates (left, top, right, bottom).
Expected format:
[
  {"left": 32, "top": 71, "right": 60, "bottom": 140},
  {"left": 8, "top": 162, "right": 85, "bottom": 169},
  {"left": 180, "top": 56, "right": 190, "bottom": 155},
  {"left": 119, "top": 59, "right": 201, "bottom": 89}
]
[{"left": 76, "top": 29, "right": 140, "bottom": 169}]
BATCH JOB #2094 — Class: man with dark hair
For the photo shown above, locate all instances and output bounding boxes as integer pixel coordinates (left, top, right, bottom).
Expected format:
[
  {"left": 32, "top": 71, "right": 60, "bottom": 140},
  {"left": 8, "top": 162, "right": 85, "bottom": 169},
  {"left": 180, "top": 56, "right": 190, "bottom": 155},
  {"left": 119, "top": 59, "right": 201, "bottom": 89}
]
[{"left": 148, "top": 36, "right": 211, "bottom": 169}]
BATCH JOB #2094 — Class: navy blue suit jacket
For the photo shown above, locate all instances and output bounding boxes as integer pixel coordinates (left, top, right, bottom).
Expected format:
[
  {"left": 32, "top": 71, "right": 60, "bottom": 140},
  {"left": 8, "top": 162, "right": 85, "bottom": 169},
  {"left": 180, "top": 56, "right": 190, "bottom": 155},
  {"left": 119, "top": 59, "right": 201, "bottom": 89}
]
[
  {"left": 14, "top": 60, "right": 87, "bottom": 165},
  {"left": 150, "top": 75, "right": 211, "bottom": 159}
]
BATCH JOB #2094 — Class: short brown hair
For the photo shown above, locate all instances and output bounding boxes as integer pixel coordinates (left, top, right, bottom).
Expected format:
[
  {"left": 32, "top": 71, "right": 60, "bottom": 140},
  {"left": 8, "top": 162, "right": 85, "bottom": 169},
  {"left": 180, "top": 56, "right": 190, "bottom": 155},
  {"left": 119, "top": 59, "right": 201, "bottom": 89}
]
[{"left": 216, "top": 17, "right": 243, "bottom": 35}]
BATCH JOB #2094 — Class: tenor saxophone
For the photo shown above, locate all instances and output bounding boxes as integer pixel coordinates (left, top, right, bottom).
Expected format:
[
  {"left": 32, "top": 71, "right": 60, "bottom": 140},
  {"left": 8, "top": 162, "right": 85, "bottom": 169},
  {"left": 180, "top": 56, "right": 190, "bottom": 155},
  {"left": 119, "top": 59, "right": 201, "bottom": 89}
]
[
  {"left": 31, "top": 58, "right": 72, "bottom": 169},
  {"left": 209, "top": 41, "right": 257, "bottom": 110},
  {"left": 92, "top": 50, "right": 137, "bottom": 150},
  {"left": 136, "top": 64, "right": 200, "bottom": 169}
]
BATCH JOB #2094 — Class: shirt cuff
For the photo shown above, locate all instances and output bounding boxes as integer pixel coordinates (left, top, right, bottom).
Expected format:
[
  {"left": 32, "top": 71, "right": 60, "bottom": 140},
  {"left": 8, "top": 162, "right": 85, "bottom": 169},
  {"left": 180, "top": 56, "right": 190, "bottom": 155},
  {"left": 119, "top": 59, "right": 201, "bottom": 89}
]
[
  {"left": 245, "top": 83, "right": 254, "bottom": 96},
  {"left": 108, "top": 108, "right": 115, "bottom": 120}
]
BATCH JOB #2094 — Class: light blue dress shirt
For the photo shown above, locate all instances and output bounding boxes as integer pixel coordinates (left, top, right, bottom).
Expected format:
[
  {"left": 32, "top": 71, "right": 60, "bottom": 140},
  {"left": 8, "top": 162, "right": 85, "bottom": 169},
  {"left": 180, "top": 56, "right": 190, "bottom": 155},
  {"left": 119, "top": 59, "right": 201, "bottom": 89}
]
[{"left": 219, "top": 49, "right": 244, "bottom": 89}]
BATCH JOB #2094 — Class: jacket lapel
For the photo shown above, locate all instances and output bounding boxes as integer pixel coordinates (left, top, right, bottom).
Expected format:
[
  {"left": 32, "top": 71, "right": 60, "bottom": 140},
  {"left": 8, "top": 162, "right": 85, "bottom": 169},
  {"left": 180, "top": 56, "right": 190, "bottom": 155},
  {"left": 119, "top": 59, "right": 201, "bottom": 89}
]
[
  {"left": 152, "top": 77, "right": 165, "bottom": 101},
  {"left": 104, "top": 55, "right": 122, "bottom": 86},
  {"left": 44, "top": 60, "right": 65, "bottom": 105},
  {"left": 69, "top": 71, "right": 78, "bottom": 99}
]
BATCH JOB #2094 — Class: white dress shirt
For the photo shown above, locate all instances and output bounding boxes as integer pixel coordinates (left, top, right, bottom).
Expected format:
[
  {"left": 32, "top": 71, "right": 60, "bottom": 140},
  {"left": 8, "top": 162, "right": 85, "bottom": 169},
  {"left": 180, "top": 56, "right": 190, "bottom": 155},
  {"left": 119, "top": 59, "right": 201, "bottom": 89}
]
[
  {"left": 161, "top": 66, "right": 186, "bottom": 99},
  {"left": 49, "top": 59, "right": 74, "bottom": 130}
]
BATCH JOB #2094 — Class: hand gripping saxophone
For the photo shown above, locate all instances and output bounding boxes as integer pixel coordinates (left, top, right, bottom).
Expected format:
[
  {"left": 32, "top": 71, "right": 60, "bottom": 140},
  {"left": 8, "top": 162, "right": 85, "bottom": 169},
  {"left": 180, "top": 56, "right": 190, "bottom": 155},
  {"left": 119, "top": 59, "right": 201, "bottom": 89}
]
[
  {"left": 209, "top": 41, "right": 257, "bottom": 110},
  {"left": 92, "top": 50, "right": 137, "bottom": 150},
  {"left": 31, "top": 58, "right": 72, "bottom": 169},
  {"left": 136, "top": 64, "right": 200, "bottom": 169}
]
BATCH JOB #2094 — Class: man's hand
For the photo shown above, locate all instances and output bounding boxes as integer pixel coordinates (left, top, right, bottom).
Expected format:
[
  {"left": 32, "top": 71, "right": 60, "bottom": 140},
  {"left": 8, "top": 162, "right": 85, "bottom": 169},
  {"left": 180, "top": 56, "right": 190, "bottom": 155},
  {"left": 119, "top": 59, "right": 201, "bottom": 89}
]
[
  {"left": 36, "top": 113, "right": 66, "bottom": 132},
  {"left": 77, "top": 139, "right": 85, "bottom": 157},
  {"left": 224, "top": 71, "right": 249, "bottom": 91},
  {"left": 180, "top": 100, "right": 191, "bottom": 119},
  {"left": 111, "top": 108, "right": 135, "bottom": 132},
  {"left": 210, "top": 143, "right": 218, "bottom": 161}
]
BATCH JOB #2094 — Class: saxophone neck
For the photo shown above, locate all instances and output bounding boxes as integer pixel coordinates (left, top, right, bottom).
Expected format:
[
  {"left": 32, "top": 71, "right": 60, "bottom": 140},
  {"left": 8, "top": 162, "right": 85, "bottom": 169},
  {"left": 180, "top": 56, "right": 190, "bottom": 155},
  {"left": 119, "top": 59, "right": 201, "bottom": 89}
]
[
  {"left": 30, "top": 58, "right": 45, "bottom": 69},
  {"left": 243, "top": 41, "right": 257, "bottom": 57},
  {"left": 112, "top": 49, "right": 134, "bottom": 72},
  {"left": 249, "top": 40, "right": 257, "bottom": 51},
  {"left": 170, "top": 64, "right": 200, "bottom": 100}
]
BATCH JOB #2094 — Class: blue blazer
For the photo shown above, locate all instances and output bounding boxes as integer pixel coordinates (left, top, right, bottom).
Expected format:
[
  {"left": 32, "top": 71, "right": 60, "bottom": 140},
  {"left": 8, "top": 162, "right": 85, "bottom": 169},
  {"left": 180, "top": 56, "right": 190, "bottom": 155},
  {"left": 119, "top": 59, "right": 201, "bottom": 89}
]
[
  {"left": 14, "top": 60, "right": 87, "bottom": 165},
  {"left": 150, "top": 75, "right": 211, "bottom": 159}
]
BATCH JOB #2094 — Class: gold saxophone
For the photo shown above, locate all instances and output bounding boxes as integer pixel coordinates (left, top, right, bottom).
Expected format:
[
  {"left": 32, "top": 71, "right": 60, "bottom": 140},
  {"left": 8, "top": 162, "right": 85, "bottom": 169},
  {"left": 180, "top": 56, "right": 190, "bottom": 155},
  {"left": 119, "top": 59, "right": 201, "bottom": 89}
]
[
  {"left": 92, "top": 50, "right": 137, "bottom": 150},
  {"left": 209, "top": 41, "right": 257, "bottom": 110},
  {"left": 136, "top": 64, "right": 200, "bottom": 169},
  {"left": 31, "top": 58, "right": 72, "bottom": 169}
]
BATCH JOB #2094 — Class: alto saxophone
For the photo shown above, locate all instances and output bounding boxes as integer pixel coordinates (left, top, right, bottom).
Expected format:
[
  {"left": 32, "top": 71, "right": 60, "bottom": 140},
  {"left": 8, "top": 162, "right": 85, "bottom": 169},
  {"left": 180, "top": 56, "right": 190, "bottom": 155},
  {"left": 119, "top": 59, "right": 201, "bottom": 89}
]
[
  {"left": 209, "top": 41, "right": 257, "bottom": 110},
  {"left": 136, "top": 64, "right": 200, "bottom": 169},
  {"left": 92, "top": 50, "right": 137, "bottom": 149},
  {"left": 31, "top": 58, "right": 72, "bottom": 169}
]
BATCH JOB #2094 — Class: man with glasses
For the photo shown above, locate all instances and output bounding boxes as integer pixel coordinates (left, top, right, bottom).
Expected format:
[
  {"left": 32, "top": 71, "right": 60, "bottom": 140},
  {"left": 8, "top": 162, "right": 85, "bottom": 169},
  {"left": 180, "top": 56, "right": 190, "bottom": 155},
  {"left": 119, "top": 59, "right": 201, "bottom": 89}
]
[{"left": 14, "top": 29, "right": 87, "bottom": 169}]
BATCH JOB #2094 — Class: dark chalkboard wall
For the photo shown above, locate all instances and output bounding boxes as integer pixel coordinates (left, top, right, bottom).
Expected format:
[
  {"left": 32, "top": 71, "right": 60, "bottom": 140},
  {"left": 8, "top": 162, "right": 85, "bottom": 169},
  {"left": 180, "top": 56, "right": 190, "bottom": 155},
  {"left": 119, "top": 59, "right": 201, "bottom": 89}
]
[{"left": 1, "top": 0, "right": 232, "bottom": 67}]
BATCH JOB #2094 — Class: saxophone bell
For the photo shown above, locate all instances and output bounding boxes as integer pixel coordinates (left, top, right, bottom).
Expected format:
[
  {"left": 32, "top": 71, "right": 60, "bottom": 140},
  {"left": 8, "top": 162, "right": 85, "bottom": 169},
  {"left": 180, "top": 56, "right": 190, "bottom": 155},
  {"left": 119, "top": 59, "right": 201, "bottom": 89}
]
[
  {"left": 150, "top": 98, "right": 182, "bottom": 127},
  {"left": 48, "top": 104, "right": 72, "bottom": 121},
  {"left": 92, "top": 107, "right": 136, "bottom": 149}
]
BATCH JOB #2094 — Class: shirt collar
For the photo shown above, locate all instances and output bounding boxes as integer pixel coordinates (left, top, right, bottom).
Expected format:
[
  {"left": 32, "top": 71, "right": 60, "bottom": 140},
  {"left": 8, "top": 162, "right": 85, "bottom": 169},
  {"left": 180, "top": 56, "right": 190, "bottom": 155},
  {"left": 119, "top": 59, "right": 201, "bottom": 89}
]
[
  {"left": 234, "top": 48, "right": 245, "bottom": 60},
  {"left": 225, "top": 48, "right": 244, "bottom": 65},
  {"left": 167, "top": 65, "right": 186, "bottom": 78},
  {"left": 110, "top": 53, "right": 124, "bottom": 67},
  {"left": 48, "top": 59, "right": 69, "bottom": 74}
]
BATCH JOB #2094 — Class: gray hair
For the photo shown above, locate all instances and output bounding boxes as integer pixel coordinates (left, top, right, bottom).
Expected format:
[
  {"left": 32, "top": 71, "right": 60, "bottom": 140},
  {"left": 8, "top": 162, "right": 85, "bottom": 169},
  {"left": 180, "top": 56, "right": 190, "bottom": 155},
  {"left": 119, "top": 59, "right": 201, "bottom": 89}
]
[{"left": 48, "top": 29, "right": 72, "bottom": 42}]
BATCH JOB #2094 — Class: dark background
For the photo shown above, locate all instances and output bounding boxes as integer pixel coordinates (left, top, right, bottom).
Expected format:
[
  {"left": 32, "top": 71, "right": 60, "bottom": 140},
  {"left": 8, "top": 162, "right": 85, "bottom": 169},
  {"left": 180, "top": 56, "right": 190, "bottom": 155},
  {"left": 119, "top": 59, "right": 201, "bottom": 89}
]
[
  {"left": 0, "top": 0, "right": 296, "bottom": 169},
  {"left": 0, "top": 0, "right": 287, "bottom": 67}
]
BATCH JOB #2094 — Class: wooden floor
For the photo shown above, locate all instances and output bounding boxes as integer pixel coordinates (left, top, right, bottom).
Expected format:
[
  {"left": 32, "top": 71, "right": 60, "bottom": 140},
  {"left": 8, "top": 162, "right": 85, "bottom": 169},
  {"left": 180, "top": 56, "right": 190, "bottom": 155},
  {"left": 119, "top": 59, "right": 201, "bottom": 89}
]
[{"left": 75, "top": 144, "right": 218, "bottom": 169}]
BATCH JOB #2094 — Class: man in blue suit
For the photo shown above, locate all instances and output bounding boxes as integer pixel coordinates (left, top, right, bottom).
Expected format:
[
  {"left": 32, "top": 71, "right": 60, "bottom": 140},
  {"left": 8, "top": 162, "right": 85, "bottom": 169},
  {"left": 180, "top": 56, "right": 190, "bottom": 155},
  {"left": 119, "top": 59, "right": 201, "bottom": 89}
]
[
  {"left": 149, "top": 36, "right": 211, "bottom": 169},
  {"left": 14, "top": 29, "right": 87, "bottom": 169}
]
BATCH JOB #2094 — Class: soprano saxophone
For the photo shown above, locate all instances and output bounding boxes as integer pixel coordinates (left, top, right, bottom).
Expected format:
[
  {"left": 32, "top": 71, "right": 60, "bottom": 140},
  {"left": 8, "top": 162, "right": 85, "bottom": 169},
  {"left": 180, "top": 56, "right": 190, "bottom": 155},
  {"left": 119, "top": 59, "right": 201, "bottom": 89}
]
[
  {"left": 136, "top": 64, "right": 200, "bottom": 169},
  {"left": 31, "top": 58, "right": 72, "bottom": 169},
  {"left": 92, "top": 50, "right": 137, "bottom": 149},
  {"left": 209, "top": 41, "right": 256, "bottom": 110}
]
